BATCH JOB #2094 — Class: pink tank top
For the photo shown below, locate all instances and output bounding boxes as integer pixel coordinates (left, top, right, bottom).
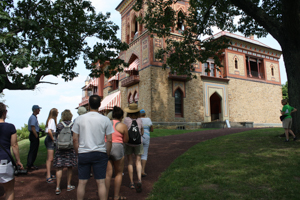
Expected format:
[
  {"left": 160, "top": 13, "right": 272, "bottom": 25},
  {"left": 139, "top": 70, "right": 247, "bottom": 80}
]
[{"left": 110, "top": 120, "right": 124, "bottom": 143}]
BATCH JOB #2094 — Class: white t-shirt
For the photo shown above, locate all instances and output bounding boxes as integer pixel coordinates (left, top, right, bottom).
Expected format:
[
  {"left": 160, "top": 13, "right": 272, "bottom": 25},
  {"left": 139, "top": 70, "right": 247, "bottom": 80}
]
[
  {"left": 141, "top": 118, "right": 152, "bottom": 136},
  {"left": 45, "top": 118, "right": 56, "bottom": 133},
  {"left": 72, "top": 112, "right": 114, "bottom": 154}
]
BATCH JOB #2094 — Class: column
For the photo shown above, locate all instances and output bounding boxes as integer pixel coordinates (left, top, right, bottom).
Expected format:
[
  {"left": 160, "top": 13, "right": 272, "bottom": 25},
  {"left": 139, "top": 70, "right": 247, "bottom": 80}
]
[{"left": 247, "top": 56, "right": 252, "bottom": 77}]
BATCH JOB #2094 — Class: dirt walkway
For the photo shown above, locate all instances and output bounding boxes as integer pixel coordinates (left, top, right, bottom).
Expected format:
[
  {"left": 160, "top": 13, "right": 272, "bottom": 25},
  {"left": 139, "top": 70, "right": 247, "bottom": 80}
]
[{"left": 1, "top": 128, "right": 256, "bottom": 200}]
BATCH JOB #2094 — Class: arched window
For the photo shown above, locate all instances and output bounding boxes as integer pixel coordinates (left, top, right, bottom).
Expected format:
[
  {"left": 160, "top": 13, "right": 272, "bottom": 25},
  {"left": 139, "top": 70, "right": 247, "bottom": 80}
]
[
  {"left": 139, "top": 14, "right": 143, "bottom": 34},
  {"left": 128, "top": 93, "right": 132, "bottom": 103},
  {"left": 175, "top": 89, "right": 183, "bottom": 117},
  {"left": 235, "top": 58, "right": 238, "bottom": 69},
  {"left": 132, "top": 16, "right": 138, "bottom": 40},
  {"left": 165, "top": 7, "right": 173, "bottom": 32},
  {"left": 127, "top": 24, "right": 130, "bottom": 43},
  {"left": 177, "top": 11, "right": 185, "bottom": 31},
  {"left": 271, "top": 67, "right": 274, "bottom": 76},
  {"left": 133, "top": 91, "right": 139, "bottom": 103}
]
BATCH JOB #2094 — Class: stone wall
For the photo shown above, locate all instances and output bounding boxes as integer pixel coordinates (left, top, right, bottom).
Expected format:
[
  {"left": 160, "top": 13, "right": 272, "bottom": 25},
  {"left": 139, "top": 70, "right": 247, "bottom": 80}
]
[
  {"left": 228, "top": 78, "right": 282, "bottom": 123},
  {"left": 150, "top": 67, "right": 204, "bottom": 122}
]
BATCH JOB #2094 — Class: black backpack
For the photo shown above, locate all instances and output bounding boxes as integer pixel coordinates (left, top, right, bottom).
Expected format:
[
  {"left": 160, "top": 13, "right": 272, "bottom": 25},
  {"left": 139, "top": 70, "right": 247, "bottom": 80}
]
[{"left": 128, "top": 120, "right": 141, "bottom": 145}]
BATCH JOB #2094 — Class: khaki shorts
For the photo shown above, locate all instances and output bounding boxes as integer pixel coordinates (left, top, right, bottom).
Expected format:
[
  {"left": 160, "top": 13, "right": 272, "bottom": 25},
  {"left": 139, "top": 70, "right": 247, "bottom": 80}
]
[
  {"left": 124, "top": 144, "right": 144, "bottom": 155},
  {"left": 283, "top": 118, "right": 292, "bottom": 129}
]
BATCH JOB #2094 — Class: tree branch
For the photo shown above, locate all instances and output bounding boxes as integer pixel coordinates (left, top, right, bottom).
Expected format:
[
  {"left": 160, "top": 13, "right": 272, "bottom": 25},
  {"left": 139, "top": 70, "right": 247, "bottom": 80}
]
[{"left": 230, "top": 0, "right": 283, "bottom": 42}]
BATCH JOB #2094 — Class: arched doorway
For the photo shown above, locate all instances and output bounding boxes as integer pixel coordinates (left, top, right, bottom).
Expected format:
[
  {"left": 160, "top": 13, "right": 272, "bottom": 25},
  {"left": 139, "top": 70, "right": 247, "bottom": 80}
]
[{"left": 210, "top": 92, "right": 222, "bottom": 121}]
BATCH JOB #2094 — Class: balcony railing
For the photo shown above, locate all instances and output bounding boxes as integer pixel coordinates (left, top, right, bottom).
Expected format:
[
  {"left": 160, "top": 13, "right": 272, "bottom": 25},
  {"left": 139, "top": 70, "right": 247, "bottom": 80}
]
[
  {"left": 121, "top": 75, "right": 140, "bottom": 87},
  {"left": 247, "top": 71, "right": 264, "bottom": 79},
  {"left": 168, "top": 72, "right": 191, "bottom": 82}
]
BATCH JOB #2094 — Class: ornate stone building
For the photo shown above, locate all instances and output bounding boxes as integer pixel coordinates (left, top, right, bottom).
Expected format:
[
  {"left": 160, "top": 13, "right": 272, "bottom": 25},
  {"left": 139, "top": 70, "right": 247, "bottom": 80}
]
[{"left": 78, "top": 0, "right": 282, "bottom": 127}]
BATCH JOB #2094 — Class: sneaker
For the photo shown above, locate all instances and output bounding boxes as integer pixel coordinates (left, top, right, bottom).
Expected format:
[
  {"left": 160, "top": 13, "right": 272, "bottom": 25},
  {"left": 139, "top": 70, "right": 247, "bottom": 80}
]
[
  {"left": 285, "top": 139, "right": 289, "bottom": 142},
  {"left": 294, "top": 137, "right": 297, "bottom": 141}
]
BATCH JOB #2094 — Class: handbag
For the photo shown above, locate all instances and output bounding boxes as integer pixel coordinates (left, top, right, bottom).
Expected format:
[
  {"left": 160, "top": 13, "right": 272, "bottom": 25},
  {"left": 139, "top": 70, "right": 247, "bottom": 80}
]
[
  {"left": 280, "top": 115, "right": 288, "bottom": 121},
  {"left": 0, "top": 143, "right": 27, "bottom": 175}
]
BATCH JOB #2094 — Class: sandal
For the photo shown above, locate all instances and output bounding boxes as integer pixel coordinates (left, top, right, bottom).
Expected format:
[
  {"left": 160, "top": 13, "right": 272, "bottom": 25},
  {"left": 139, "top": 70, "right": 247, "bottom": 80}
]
[
  {"left": 67, "top": 185, "right": 75, "bottom": 191},
  {"left": 46, "top": 177, "right": 54, "bottom": 183},
  {"left": 129, "top": 183, "right": 135, "bottom": 189},
  {"left": 51, "top": 174, "right": 56, "bottom": 179},
  {"left": 142, "top": 173, "right": 147, "bottom": 177},
  {"left": 55, "top": 187, "right": 61, "bottom": 195},
  {"left": 136, "top": 181, "right": 142, "bottom": 193}
]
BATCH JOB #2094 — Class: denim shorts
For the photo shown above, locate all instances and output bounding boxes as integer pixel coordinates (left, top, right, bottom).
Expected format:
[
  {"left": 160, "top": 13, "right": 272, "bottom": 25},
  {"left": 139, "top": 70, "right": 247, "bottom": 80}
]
[
  {"left": 78, "top": 152, "right": 108, "bottom": 180},
  {"left": 44, "top": 135, "right": 55, "bottom": 150}
]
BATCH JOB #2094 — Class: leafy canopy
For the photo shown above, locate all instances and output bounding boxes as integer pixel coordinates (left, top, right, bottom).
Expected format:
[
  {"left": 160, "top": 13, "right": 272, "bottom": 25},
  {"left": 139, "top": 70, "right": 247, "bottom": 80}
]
[
  {"left": 0, "top": 0, "right": 129, "bottom": 92},
  {"left": 133, "top": 0, "right": 283, "bottom": 77}
]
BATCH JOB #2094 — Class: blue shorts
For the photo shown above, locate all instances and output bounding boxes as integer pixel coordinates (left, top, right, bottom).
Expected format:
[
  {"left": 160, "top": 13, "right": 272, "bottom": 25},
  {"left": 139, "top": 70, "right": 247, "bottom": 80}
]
[{"left": 78, "top": 152, "right": 108, "bottom": 180}]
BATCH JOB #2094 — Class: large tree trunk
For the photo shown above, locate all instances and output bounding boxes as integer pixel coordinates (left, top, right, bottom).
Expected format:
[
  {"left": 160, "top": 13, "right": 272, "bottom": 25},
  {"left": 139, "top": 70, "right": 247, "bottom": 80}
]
[{"left": 281, "top": 47, "right": 300, "bottom": 135}]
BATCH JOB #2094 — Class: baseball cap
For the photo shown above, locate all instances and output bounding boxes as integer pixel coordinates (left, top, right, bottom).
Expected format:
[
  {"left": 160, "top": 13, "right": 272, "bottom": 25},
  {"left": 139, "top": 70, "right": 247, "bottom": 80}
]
[
  {"left": 140, "top": 109, "right": 145, "bottom": 114},
  {"left": 32, "top": 105, "right": 42, "bottom": 111}
]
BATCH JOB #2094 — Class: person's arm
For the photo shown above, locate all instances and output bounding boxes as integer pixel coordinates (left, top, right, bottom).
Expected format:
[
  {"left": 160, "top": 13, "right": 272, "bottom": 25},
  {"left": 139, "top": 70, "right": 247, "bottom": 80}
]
[
  {"left": 117, "top": 123, "right": 129, "bottom": 143},
  {"left": 291, "top": 108, "right": 297, "bottom": 113},
  {"left": 106, "top": 134, "right": 112, "bottom": 157},
  {"left": 11, "top": 133, "right": 23, "bottom": 169},
  {"left": 31, "top": 126, "right": 38, "bottom": 138},
  {"left": 73, "top": 133, "right": 79, "bottom": 155},
  {"left": 141, "top": 127, "right": 144, "bottom": 136}
]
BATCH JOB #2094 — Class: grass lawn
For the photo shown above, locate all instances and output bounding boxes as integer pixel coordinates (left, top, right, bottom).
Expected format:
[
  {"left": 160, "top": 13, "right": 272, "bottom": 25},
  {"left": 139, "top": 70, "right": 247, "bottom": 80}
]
[
  {"left": 151, "top": 128, "right": 216, "bottom": 138},
  {"left": 17, "top": 136, "right": 47, "bottom": 167},
  {"left": 147, "top": 128, "right": 300, "bottom": 200}
]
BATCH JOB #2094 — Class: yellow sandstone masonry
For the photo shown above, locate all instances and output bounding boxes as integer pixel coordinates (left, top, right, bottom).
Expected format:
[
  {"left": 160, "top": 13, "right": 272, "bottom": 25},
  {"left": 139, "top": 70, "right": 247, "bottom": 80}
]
[{"left": 228, "top": 78, "right": 282, "bottom": 123}]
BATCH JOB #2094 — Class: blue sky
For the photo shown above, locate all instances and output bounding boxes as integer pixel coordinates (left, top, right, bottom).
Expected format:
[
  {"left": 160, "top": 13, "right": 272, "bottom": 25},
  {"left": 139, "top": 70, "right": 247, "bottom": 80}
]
[{"left": 3, "top": 0, "right": 287, "bottom": 129}]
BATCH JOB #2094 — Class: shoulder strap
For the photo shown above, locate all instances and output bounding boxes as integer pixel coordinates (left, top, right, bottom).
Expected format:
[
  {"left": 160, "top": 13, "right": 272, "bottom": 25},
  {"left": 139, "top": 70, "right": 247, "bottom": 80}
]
[
  {"left": 67, "top": 122, "right": 73, "bottom": 127},
  {"left": 61, "top": 122, "right": 66, "bottom": 127},
  {"left": 0, "top": 143, "right": 17, "bottom": 167},
  {"left": 115, "top": 122, "right": 120, "bottom": 129}
]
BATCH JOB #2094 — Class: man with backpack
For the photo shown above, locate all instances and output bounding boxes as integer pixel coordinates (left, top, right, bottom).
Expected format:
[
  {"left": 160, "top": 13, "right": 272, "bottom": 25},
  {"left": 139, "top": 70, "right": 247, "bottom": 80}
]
[
  {"left": 72, "top": 95, "right": 114, "bottom": 200},
  {"left": 123, "top": 103, "right": 144, "bottom": 193}
]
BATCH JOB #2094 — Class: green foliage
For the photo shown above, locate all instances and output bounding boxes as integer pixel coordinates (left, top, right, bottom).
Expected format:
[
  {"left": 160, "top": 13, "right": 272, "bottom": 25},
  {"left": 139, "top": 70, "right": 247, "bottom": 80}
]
[
  {"left": 282, "top": 81, "right": 288, "bottom": 100},
  {"left": 148, "top": 128, "right": 300, "bottom": 200},
  {"left": 16, "top": 123, "right": 46, "bottom": 141},
  {"left": 133, "top": 0, "right": 291, "bottom": 78},
  {"left": 0, "top": 92, "right": 5, "bottom": 103},
  {"left": 0, "top": 0, "right": 129, "bottom": 92}
]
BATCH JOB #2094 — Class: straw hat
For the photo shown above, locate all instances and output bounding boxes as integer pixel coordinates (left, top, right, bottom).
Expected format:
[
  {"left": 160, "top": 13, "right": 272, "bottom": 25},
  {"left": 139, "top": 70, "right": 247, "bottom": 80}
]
[{"left": 124, "top": 103, "right": 141, "bottom": 113}]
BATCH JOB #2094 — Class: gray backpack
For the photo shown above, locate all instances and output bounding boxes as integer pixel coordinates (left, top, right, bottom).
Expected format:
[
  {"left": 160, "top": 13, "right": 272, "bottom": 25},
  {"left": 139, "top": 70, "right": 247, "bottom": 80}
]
[{"left": 57, "top": 122, "right": 73, "bottom": 150}]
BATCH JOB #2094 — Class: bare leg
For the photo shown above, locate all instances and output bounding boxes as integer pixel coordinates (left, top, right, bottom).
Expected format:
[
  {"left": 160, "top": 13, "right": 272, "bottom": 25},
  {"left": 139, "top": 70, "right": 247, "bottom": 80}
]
[
  {"left": 285, "top": 128, "right": 289, "bottom": 140},
  {"left": 288, "top": 129, "right": 296, "bottom": 138},
  {"left": 113, "top": 157, "right": 125, "bottom": 198},
  {"left": 136, "top": 155, "right": 142, "bottom": 182},
  {"left": 46, "top": 149, "right": 54, "bottom": 179},
  {"left": 67, "top": 167, "right": 73, "bottom": 186},
  {"left": 3, "top": 178, "right": 15, "bottom": 200},
  {"left": 56, "top": 167, "right": 63, "bottom": 189},
  {"left": 105, "top": 160, "right": 113, "bottom": 200},
  {"left": 141, "top": 160, "right": 147, "bottom": 175},
  {"left": 77, "top": 179, "right": 88, "bottom": 200},
  {"left": 127, "top": 154, "right": 134, "bottom": 184},
  {"left": 96, "top": 179, "right": 106, "bottom": 200}
]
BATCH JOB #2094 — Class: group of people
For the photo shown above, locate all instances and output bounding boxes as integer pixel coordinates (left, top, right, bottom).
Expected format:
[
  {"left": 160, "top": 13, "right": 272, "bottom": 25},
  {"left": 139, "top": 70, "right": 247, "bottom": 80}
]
[
  {"left": 0, "top": 94, "right": 153, "bottom": 200},
  {"left": 1, "top": 95, "right": 297, "bottom": 200}
]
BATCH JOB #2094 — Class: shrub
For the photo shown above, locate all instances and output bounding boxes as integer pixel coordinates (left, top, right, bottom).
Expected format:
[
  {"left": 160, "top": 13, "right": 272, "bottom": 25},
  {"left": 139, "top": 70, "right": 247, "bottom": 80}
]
[{"left": 17, "top": 123, "right": 46, "bottom": 141}]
